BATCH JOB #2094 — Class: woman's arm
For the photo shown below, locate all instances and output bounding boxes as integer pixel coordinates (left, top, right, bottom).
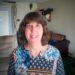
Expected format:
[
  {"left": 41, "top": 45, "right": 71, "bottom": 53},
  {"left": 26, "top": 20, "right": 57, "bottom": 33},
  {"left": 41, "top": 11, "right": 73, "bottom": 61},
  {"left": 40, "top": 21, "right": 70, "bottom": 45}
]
[
  {"left": 7, "top": 48, "right": 17, "bottom": 75},
  {"left": 7, "top": 54, "right": 15, "bottom": 75}
]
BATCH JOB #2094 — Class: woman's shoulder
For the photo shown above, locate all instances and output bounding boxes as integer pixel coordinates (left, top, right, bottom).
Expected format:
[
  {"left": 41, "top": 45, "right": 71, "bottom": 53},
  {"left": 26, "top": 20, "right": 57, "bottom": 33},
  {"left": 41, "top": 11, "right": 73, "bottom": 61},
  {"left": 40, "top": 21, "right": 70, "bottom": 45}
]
[
  {"left": 12, "top": 46, "right": 26, "bottom": 56},
  {"left": 12, "top": 46, "right": 21, "bottom": 53},
  {"left": 11, "top": 46, "right": 29, "bottom": 60},
  {"left": 48, "top": 44, "right": 60, "bottom": 54},
  {"left": 41, "top": 44, "right": 60, "bottom": 61}
]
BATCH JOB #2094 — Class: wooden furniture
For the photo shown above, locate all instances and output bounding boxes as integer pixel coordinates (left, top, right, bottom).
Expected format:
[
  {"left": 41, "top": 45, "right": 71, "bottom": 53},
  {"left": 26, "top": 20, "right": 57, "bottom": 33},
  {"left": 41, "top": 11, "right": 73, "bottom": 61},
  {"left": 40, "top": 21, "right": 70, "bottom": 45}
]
[
  {"left": 48, "top": 31, "right": 70, "bottom": 58},
  {"left": 52, "top": 39, "right": 69, "bottom": 58}
]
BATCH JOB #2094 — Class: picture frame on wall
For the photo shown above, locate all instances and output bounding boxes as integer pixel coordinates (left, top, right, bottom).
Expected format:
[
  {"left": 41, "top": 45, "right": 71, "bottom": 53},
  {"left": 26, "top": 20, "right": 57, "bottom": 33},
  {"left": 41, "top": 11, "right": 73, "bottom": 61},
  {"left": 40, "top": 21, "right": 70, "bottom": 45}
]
[{"left": 38, "top": 8, "right": 53, "bottom": 22}]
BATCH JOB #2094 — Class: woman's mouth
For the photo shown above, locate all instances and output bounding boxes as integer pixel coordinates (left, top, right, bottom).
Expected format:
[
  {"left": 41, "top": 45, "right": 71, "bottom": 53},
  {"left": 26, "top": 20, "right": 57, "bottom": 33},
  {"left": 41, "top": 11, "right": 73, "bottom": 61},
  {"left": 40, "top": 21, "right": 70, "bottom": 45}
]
[{"left": 31, "top": 35, "right": 38, "bottom": 39}]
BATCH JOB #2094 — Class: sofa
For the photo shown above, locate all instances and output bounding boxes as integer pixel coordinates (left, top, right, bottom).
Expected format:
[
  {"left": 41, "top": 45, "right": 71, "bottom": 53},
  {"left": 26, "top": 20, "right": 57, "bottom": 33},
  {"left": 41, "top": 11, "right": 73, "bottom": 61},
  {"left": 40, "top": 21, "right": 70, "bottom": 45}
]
[{"left": 48, "top": 31, "right": 70, "bottom": 58}]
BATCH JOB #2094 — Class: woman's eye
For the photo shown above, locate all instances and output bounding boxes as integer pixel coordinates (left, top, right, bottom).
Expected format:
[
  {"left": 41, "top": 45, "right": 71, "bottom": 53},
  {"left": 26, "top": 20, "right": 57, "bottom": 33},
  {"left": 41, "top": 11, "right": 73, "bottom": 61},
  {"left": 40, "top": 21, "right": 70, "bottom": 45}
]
[
  {"left": 26, "top": 23, "right": 42, "bottom": 29},
  {"left": 36, "top": 24, "right": 39, "bottom": 27},
  {"left": 36, "top": 24, "right": 41, "bottom": 27},
  {"left": 26, "top": 25, "right": 31, "bottom": 28}
]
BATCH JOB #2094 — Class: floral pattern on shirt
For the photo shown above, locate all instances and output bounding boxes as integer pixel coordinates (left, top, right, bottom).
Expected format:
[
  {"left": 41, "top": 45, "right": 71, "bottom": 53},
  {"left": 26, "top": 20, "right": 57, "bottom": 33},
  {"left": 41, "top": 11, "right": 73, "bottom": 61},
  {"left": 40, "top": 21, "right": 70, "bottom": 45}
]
[
  {"left": 41, "top": 45, "right": 60, "bottom": 61},
  {"left": 7, "top": 45, "right": 65, "bottom": 75}
]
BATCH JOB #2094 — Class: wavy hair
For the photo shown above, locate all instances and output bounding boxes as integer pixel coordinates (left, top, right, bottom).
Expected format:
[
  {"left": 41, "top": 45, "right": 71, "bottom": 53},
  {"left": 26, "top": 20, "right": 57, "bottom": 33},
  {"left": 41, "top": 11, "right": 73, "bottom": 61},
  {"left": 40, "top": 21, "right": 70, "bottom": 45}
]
[{"left": 17, "top": 11, "right": 49, "bottom": 47}]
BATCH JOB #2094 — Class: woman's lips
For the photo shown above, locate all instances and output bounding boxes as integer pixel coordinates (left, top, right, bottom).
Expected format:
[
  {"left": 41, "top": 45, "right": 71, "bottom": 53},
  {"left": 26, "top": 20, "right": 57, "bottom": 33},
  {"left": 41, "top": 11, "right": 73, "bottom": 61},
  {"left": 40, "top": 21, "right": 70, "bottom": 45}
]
[{"left": 31, "top": 35, "right": 38, "bottom": 39}]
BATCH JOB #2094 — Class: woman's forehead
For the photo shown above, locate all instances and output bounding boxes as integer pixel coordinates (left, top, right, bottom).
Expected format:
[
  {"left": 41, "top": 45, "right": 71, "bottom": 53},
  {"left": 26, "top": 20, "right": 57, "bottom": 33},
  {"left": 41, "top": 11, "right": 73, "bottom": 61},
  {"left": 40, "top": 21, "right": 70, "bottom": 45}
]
[{"left": 26, "top": 21, "right": 41, "bottom": 25}]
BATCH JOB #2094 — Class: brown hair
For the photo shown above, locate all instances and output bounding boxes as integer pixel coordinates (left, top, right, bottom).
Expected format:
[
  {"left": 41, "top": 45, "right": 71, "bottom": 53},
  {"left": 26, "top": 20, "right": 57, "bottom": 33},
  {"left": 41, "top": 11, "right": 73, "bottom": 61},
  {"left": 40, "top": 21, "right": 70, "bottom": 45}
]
[{"left": 17, "top": 11, "right": 49, "bottom": 47}]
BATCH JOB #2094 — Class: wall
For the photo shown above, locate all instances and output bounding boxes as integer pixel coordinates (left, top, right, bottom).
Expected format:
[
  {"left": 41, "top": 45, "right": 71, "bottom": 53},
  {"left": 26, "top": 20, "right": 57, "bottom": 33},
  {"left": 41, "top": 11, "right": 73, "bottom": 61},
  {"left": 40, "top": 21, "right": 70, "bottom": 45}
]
[
  {"left": 37, "top": 0, "right": 75, "bottom": 56},
  {"left": 16, "top": 2, "right": 37, "bottom": 31}
]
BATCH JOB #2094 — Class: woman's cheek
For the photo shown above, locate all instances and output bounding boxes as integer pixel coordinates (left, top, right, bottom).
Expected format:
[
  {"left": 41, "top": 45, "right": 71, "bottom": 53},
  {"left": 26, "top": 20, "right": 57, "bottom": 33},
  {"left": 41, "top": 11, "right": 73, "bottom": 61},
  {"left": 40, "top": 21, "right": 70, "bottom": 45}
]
[{"left": 25, "top": 30, "right": 30, "bottom": 39}]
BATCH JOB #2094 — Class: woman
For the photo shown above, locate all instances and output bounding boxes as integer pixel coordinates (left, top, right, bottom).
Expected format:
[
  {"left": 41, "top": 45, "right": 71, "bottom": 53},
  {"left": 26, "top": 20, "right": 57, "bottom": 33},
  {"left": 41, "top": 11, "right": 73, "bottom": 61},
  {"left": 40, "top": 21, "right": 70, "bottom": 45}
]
[{"left": 7, "top": 11, "right": 65, "bottom": 75}]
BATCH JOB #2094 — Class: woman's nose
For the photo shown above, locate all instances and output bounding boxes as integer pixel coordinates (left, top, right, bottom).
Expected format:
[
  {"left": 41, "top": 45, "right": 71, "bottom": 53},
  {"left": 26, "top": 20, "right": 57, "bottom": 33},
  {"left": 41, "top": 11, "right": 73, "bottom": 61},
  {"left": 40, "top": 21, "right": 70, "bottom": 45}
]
[{"left": 31, "top": 26, "right": 36, "bottom": 32}]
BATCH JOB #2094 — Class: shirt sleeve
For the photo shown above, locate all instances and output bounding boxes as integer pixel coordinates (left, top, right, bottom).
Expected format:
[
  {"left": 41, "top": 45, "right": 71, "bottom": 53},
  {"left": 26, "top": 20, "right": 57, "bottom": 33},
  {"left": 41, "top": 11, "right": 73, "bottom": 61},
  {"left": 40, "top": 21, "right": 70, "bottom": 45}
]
[
  {"left": 56, "top": 56, "right": 65, "bottom": 75},
  {"left": 7, "top": 54, "right": 15, "bottom": 75}
]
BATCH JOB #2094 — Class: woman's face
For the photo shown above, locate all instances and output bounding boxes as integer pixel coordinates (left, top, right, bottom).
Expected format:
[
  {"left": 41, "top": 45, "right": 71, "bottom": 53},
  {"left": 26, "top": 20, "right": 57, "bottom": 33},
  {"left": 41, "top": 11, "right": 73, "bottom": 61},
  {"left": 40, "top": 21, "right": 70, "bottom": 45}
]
[{"left": 25, "top": 21, "right": 43, "bottom": 44}]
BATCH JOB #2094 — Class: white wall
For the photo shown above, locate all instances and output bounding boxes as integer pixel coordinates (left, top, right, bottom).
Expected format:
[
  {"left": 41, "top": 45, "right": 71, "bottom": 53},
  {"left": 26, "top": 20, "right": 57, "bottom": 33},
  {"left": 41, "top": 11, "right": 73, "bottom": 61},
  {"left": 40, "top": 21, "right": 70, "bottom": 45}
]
[
  {"left": 38, "top": 0, "right": 75, "bottom": 56},
  {"left": 16, "top": 2, "right": 37, "bottom": 31}
]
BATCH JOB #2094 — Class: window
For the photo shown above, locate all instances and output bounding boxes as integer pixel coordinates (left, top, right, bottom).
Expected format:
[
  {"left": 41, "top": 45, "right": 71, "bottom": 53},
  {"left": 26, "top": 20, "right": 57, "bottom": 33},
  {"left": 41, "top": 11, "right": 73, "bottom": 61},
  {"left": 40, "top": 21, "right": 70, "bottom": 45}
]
[{"left": 0, "top": 4, "right": 16, "bottom": 36}]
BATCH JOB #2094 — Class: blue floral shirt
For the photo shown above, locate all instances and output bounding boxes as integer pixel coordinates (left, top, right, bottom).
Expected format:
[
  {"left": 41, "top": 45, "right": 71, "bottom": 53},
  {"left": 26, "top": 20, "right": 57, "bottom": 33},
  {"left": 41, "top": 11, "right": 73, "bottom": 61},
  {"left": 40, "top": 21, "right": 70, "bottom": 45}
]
[{"left": 7, "top": 45, "right": 65, "bottom": 75}]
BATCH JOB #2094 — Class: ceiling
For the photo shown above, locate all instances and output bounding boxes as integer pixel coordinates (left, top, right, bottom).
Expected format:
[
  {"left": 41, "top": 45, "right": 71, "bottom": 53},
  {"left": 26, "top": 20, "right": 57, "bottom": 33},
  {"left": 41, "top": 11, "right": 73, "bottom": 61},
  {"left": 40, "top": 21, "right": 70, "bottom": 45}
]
[{"left": 0, "top": 0, "right": 49, "bottom": 3}]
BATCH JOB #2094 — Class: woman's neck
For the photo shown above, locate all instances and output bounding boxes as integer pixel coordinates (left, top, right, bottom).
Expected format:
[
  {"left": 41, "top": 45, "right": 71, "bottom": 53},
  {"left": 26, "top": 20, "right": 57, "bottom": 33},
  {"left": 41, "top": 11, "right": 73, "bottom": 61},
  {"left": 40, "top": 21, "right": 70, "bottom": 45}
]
[
  {"left": 27, "top": 43, "right": 43, "bottom": 51},
  {"left": 25, "top": 43, "right": 48, "bottom": 58}
]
